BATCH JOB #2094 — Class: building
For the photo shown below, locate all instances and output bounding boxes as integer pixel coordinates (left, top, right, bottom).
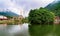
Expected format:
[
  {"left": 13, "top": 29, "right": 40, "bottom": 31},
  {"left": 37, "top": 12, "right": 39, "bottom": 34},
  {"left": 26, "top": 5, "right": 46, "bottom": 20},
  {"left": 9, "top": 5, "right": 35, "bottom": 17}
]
[
  {"left": 54, "top": 16, "right": 60, "bottom": 24},
  {"left": 12, "top": 15, "right": 24, "bottom": 20},
  {"left": 0, "top": 15, "right": 8, "bottom": 20},
  {"left": 12, "top": 15, "right": 24, "bottom": 24}
]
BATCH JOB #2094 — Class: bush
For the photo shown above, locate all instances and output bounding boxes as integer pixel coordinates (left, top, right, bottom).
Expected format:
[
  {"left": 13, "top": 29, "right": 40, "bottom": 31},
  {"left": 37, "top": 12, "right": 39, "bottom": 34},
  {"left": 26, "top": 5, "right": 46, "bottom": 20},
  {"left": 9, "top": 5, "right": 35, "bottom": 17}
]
[{"left": 28, "top": 7, "right": 55, "bottom": 25}]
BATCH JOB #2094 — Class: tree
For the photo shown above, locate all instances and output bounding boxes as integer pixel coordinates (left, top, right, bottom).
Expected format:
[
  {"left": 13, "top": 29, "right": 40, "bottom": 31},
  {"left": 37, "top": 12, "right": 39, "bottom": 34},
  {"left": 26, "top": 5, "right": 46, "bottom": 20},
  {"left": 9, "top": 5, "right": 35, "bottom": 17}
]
[
  {"left": 46, "top": 1, "right": 60, "bottom": 17},
  {"left": 22, "top": 17, "right": 28, "bottom": 23},
  {"left": 28, "top": 7, "right": 55, "bottom": 25},
  {"left": 7, "top": 16, "right": 13, "bottom": 19}
]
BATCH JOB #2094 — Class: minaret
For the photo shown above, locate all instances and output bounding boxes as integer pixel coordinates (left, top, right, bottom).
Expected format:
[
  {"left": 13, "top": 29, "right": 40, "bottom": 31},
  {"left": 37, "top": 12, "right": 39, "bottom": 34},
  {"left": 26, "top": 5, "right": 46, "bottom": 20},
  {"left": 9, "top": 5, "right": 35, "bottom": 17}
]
[
  {"left": 19, "top": 10, "right": 24, "bottom": 17},
  {"left": 20, "top": 10, "right": 23, "bottom": 16}
]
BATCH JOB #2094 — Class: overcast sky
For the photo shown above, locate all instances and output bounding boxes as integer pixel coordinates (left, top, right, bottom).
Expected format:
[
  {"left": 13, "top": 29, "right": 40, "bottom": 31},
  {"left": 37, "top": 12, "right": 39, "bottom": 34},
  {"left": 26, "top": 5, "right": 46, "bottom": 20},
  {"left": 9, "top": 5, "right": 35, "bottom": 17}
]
[{"left": 0, "top": 0, "right": 55, "bottom": 17}]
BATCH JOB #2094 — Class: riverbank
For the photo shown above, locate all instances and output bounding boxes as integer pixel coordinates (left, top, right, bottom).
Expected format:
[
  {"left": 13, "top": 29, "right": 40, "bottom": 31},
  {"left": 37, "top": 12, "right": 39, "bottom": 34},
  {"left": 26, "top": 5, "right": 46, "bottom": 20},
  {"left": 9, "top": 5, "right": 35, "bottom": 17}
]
[{"left": 0, "top": 20, "right": 23, "bottom": 24}]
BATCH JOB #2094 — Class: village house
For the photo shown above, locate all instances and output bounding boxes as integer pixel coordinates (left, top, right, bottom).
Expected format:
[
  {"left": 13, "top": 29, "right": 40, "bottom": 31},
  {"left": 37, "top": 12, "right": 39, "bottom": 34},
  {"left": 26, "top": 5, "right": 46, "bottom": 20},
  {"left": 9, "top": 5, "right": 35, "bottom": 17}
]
[
  {"left": 12, "top": 15, "right": 24, "bottom": 24},
  {"left": 12, "top": 15, "right": 24, "bottom": 20},
  {"left": 0, "top": 15, "right": 8, "bottom": 20},
  {"left": 54, "top": 16, "right": 60, "bottom": 24}
]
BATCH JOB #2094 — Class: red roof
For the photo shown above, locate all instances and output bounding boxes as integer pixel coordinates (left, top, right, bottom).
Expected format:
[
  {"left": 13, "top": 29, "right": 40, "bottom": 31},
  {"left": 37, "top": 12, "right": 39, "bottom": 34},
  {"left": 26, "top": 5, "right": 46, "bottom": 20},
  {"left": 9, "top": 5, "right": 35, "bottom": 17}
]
[{"left": 0, "top": 18, "right": 8, "bottom": 20}]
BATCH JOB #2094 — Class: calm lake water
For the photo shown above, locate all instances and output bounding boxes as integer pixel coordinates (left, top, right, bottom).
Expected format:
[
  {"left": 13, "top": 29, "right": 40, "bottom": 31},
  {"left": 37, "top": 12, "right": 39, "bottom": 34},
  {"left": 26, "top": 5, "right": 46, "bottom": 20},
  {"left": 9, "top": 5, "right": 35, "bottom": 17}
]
[{"left": 0, "top": 23, "right": 30, "bottom": 36}]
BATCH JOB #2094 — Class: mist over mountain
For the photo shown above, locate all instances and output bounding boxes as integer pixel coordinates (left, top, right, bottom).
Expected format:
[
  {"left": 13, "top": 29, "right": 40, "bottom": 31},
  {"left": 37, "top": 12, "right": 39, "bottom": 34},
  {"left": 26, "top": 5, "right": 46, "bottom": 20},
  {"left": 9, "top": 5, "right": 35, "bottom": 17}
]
[
  {"left": 0, "top": 10, "right": 19, "bottom": 17},
  {"left": 46, "top": 0, "right": 60, "bottom": 16},
  {"left": 46, "top": 0, "right": 60, "bottom": 10}
]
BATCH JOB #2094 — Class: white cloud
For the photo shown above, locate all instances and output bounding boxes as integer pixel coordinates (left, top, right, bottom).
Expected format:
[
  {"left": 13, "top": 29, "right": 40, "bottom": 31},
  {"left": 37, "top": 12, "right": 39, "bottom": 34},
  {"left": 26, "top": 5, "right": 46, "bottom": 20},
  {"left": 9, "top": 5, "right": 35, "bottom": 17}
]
[
  {"left": 12, "top": 0, "right": 54, "bottom": 17},
  {"left": 0, "top": 0, "right": 24, "bottom": 15},
  {"left": 0, "top": 0, "right": 54, "bottom": 17}
]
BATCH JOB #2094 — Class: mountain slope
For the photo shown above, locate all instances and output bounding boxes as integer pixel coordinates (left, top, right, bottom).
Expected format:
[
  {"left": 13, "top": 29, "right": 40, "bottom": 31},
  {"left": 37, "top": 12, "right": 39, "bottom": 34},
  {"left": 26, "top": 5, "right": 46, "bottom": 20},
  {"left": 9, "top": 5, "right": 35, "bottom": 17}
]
[
  {"left": 0, "top": 11, "right": 19, "bottom": 17},
  {"left": 46, "top": 0, "right": 60, "bottom": 16}
]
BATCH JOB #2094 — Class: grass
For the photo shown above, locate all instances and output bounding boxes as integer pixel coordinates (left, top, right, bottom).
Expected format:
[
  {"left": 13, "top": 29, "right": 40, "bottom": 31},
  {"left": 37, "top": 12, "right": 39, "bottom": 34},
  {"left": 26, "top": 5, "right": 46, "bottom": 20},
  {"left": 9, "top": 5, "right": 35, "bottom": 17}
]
[
  {"left": 0, "top": 20, "right": 23, "bottom": 24},
  {"left": 29, "top": 24, "right": 60, "bottom": 36},
  {"left": 0, "top": 20, "right": 14, "bottom": 24}
]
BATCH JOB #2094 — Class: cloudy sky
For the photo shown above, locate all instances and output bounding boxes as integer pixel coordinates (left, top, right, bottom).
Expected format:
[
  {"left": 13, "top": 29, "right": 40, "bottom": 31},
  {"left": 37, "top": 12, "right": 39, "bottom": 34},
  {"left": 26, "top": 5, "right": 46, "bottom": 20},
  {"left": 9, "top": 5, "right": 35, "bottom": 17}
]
[{"left": 0, "top": 0, "right": 55, "bottom": 17}]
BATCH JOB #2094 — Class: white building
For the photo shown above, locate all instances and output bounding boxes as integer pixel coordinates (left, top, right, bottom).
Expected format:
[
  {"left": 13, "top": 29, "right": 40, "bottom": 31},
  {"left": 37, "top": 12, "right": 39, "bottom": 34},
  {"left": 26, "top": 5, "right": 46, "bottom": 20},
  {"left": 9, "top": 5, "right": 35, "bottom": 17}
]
[{"left": 0, "top": 15, "right": 8, "bottom": 20}]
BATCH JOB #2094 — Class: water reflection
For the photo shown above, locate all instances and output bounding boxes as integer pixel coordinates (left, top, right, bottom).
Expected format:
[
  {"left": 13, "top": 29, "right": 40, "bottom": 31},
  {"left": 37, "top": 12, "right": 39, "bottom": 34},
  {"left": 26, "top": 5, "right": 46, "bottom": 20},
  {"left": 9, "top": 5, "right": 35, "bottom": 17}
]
[{"left": 0, "top": 23, "right": 29, "bottom": 36}]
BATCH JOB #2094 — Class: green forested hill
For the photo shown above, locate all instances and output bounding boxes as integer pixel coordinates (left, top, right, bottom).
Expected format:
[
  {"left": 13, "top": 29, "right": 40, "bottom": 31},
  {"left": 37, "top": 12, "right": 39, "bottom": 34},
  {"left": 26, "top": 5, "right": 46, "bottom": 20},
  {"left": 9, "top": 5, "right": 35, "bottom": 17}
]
[
  {"left": 0, "top": 11, "right": 19, "bottom": 18},
  {"left": 46, "top": 0, "right": 60, "bottom": 16}
]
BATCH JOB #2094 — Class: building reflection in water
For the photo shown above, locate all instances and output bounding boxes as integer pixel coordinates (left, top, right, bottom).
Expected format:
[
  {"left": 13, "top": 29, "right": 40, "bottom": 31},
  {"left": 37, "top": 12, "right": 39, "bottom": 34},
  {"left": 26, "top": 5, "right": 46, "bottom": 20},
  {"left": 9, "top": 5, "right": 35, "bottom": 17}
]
[{"left": 0, "top": 23, "right": 29, "bottom": 36}]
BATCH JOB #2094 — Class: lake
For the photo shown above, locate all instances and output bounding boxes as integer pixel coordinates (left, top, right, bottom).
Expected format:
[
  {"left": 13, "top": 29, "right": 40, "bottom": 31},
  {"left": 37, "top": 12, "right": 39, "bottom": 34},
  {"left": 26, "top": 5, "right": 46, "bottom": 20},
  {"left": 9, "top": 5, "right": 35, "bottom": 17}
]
[{"left": 0, "top": 23, "right": 30, "bottom": 36}]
